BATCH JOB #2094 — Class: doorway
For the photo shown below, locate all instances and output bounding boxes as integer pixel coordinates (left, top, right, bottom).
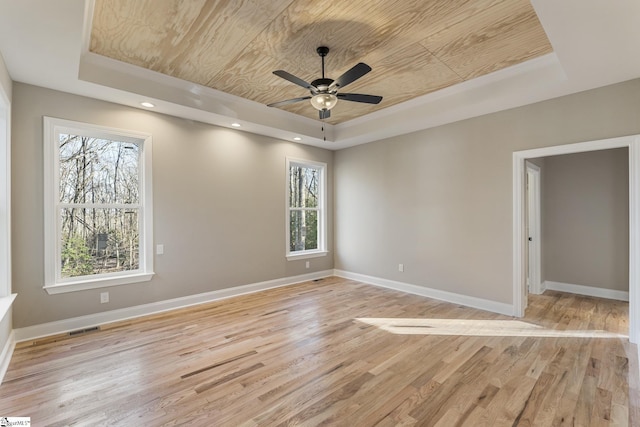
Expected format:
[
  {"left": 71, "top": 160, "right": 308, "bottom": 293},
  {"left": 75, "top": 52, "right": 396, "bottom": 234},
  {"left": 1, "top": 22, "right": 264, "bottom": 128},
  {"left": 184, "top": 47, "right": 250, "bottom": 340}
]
[{"left": 513, "top": 134, "right": 640, "bottom": 344}]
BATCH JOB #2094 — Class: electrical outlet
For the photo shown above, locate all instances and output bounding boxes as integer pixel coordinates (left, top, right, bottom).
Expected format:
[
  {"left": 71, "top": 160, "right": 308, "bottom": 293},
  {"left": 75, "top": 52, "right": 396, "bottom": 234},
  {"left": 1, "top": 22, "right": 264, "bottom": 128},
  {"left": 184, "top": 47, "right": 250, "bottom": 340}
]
[
  {"left": 398, "top": 263, "right": 404, "bottom": 272},
  {"left": 305, "top": 261, "right": 310, "bottom": 269},
  {"left": 156, "top": 244, "right": 164, "bottom": 255},
  {"left": 100, "top": 292, "right": 109, "bottom": 304}
]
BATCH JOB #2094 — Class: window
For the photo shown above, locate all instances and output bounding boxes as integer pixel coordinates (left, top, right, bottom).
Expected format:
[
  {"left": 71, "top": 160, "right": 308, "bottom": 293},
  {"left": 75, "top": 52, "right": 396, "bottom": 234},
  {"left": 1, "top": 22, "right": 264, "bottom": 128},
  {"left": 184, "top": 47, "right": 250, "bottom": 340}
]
[
  {"left": 286, "top": 158, "right": 327, "bottom": 260},
  {"left": 43, "top": 117, "right": 153, "bottom": 294}
]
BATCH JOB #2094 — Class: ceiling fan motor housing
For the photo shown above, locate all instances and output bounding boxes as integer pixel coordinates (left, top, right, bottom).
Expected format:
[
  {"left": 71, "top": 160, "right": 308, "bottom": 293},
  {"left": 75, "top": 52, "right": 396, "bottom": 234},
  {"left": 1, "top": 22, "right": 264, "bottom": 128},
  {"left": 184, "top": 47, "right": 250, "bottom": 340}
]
[{"left": 311, "top": 78, "right": 334, "bottom": 92}]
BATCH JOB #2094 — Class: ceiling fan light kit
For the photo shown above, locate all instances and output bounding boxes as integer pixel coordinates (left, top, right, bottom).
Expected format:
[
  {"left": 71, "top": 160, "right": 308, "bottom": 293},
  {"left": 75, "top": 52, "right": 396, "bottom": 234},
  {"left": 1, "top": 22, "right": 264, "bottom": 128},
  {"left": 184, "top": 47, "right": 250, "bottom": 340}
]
[
  {"left": 268, "top": 46, "right": 382, "bottom": 121},
  {"left": 310, "top": 93, "right": 338, "bottom": 111}
]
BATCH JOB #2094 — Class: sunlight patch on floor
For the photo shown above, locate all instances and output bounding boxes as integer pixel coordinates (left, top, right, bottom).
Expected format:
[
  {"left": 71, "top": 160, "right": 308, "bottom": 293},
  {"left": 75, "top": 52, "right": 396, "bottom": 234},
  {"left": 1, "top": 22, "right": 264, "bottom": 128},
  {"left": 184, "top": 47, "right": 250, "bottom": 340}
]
[{"left": 355, "top": 318, "right": 627, "bottom": 338}]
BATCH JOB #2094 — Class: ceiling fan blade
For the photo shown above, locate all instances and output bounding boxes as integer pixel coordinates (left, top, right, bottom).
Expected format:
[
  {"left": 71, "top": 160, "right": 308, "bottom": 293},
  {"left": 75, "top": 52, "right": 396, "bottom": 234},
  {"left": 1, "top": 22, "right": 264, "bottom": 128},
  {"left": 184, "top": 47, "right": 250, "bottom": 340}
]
[
  {"left": 267, "top": 96, "right": 311, "bottom": 108},
  {"left": 330, "top": 63, "right": 372, "bottom": 90},
  {"left": 319, "top": 109, "right": 331, "bottom": 120},
  {"left": 273, "top": 70, "right": 315, "bottom": 91},
  {"left": 337, "top": 93, "right": 383, "bottom": 104}
]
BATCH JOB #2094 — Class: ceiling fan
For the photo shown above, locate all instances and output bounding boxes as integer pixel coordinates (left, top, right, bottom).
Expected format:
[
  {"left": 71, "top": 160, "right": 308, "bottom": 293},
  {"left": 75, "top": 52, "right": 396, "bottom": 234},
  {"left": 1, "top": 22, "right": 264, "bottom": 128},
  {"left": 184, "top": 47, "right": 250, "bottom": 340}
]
[{"left": 267, "top": 46, "right": 382, "bottom": 120}]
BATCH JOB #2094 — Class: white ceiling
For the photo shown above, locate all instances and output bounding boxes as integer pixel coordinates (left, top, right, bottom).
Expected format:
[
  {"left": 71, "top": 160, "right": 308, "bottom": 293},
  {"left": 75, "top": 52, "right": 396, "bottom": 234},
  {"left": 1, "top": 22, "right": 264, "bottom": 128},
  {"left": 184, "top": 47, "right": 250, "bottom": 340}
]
[{"left": 1, "top": 0, "right": 639, "bottom": 150}]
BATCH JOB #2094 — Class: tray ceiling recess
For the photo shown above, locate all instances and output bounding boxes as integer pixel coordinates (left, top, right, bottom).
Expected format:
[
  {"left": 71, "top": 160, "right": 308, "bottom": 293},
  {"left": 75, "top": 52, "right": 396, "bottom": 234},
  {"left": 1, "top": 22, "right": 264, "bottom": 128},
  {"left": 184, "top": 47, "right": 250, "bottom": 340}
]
[{"left": 89, "top": 0, "right": 552, "bottom": 125}]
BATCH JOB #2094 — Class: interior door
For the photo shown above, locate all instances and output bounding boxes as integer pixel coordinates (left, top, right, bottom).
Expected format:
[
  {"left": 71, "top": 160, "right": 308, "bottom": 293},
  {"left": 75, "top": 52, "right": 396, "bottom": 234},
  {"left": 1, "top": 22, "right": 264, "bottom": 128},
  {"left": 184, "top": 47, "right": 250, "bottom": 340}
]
[{"left": 526, "top": 162, "right": 541, "bottom": 296}]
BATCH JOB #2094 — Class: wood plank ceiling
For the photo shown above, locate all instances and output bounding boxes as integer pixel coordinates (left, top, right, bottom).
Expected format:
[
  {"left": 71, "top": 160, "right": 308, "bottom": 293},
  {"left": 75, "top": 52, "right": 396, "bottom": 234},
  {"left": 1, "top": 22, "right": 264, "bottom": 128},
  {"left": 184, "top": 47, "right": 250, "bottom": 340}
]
[{"left": 90, "top": 0, "right": 553, "bottom": 124}]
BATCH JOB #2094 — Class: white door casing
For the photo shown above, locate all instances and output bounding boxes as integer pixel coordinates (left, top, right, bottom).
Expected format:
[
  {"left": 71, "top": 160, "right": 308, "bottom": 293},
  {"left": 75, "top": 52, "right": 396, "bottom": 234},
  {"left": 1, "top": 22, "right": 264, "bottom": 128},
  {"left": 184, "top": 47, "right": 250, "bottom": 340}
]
[{"left": 513, "top": 135, "right": 639, "bottom": 344}]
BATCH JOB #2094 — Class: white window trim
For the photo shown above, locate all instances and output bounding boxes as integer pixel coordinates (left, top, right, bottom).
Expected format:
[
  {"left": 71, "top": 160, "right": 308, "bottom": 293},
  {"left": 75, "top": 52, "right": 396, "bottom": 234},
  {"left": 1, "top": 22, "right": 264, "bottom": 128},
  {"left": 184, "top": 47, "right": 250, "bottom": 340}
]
[
  {"left": 0, "top": 83, "right": 10, "bottom": 300},
  {"left": 0, "top": 73, "right": 13, "bottom": 322},
  {"left": 43, "top": 117, "right": 154, "bottom": 294},
  {"left": 285, "top": 157, "right": 327, "bottom": 261}
]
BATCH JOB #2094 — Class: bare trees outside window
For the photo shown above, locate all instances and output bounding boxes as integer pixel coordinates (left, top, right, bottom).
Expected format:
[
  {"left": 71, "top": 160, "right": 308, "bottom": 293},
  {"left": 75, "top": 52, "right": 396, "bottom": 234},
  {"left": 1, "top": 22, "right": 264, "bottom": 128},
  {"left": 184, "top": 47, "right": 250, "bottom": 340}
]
[
  {"left": 287, "top": 158, "right": 326, "bottom": 258},
  {"left": 44, "top": 117, "right": 153, "bottom": 293},
  {"left": 59, "top": 134, "right": 140, "bottom": 278}
]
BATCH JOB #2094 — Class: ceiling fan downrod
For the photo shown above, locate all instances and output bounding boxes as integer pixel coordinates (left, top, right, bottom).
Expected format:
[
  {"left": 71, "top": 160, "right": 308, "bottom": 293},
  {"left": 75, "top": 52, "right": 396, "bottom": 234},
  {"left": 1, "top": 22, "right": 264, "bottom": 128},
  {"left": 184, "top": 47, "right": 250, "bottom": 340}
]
[{"left": 317, "top": 46, "right": 329, "bottom": 79}]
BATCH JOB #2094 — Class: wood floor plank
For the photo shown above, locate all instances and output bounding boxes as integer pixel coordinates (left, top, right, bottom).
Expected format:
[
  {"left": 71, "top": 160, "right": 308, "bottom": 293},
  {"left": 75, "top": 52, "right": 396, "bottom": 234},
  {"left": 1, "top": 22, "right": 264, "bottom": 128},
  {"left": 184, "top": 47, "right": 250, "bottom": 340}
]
[{"left": 0, "top": 278, "right": 637, "bottom": 426}]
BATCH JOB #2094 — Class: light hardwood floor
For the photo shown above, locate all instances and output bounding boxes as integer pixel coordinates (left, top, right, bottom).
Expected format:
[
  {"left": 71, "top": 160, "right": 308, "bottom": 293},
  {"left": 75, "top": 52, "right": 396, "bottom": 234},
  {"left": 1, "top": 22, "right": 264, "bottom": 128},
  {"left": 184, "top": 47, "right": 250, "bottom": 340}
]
[{"left": 1, "top": 277, "right": 638, "bottom": 426}]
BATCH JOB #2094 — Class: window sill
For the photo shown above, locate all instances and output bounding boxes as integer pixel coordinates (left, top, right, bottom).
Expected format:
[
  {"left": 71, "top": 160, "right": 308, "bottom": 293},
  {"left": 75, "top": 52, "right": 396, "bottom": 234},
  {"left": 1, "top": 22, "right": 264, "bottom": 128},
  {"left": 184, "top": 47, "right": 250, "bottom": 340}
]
[
  {"left": 44, "top": 272, "right": 154, "bottom": 295},
  {"left": 0, "top": 294, "right": 16, "bottom": 323},
  {"left": 286, "top": 251, "right": 328, "bottom": 261}
]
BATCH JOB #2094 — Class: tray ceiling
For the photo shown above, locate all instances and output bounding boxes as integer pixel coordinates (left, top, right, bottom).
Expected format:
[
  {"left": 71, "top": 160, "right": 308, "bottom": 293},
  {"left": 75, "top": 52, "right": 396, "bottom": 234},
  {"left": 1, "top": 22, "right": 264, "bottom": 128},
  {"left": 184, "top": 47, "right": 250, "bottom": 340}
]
[{"left": 89, "top": 0, "right": 552, "bottom": 124}]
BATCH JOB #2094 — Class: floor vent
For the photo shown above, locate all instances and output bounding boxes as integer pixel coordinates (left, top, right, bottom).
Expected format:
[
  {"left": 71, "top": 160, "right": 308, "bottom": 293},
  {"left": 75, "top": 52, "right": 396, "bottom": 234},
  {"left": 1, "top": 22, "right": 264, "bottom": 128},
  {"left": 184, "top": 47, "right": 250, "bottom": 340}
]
[
  {"left": 69, "top": 326, "right": 100, "bottom": 336},
  {"left": 313, "top": 278, "right": 324, "bottom": 282}
]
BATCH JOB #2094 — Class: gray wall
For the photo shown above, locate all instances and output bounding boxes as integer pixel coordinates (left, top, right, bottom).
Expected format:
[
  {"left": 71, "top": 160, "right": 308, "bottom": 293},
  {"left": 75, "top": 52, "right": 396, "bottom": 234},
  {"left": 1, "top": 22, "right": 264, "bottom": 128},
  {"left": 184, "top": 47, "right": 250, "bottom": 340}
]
[
  {"left": 11, "top": 83, "right": 334, "bottom": 328},
  {"left": 542, "top": 149, "right": 629, "bottom": 291},
  {"left": 334, "top": 79, "right": 640, "bottom": 305},
  {"left": 10, "top": 78, "right": 640, "bottom": 328}
]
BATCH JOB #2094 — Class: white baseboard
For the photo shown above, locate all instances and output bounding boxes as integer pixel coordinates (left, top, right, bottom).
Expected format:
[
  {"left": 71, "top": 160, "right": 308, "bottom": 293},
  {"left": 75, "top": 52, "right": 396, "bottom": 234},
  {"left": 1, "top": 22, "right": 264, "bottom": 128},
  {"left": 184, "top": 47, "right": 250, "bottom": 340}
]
[
  {"left": 333, "top": 270, "right": 515, "bottom": 316},
  {"left": 0, "top": 330, "right": 15, "bottom": 385},
  {"left": 540, "top": 281, "right": 547, "bottom": 293},
  {"left": 528, "top": 281, "right": 546, "bottom": 295},
  {"left": 14, "top": 270, "right": 333, "bottom": 342},
  {"left": 544, "top": 280, "right": 629, "bottom": 301}
]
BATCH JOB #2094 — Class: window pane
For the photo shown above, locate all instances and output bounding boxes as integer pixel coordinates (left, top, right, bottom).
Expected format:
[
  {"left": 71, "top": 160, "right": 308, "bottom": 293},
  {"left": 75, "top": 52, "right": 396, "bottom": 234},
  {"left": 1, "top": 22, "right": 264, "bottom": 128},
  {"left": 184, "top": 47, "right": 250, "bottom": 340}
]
[
  {"left": 60, "top": 208, "right": 139, "bottom": 278},
  {"left": 289, "top": 165, "right": 319, "bottom": 208},
  {"left": 59, "top": 134, "right": 140, "bottom": 205},
  {"left": 304, "top": 210, "right": 318, "bottom": 250},
  {"left": 289, "top": 210, "right": 318, "bottom": 252}
]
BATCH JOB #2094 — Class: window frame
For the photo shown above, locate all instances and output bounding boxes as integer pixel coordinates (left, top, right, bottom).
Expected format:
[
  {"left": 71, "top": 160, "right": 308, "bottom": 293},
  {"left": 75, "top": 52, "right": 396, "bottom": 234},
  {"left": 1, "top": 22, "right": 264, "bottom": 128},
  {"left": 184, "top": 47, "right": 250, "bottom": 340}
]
[
  {"left": 43, "top": 117, "right": 154, "bottom": 294},
  {"left": 0, "top": 87, "right": 10, "bottom": 300},
  {"left": 285, "top": 157, "right": 327, "bottom": 261}
]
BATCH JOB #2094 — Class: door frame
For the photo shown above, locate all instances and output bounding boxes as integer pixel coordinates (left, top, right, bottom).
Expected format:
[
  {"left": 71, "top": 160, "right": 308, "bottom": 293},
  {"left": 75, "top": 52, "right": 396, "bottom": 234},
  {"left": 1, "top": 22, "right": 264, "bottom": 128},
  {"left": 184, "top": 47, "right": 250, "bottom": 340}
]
[
  {"left": 513, "top": 134, "right": 640, "bottom": 344},
  {"left": 526, "top": 162, "right": 542, "bottom": 295}
]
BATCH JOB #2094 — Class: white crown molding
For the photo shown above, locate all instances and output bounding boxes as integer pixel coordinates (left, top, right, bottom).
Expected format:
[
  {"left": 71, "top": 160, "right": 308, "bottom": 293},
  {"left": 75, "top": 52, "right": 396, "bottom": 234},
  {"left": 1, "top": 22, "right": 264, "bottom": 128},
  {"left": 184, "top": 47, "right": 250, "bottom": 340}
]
[
  {"left": 333, "top": 53, "right": 567, "bottom": 148},
  {"left": 14, "top": 270, "right": 333, "bottom": 342},
  {"left": 333, "top": 269, "right": 514, "bottom": 316},
  {"left": 2, "top": 1, "right": 640, "bottom": 150},
  {"left": 78, "top": 51, "right": 334, "bottom": 146}
]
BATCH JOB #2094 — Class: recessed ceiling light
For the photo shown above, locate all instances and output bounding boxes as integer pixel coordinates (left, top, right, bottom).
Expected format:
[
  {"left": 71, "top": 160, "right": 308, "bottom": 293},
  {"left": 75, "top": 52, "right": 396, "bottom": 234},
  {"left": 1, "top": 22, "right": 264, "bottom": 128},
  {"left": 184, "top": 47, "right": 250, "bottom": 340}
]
[
  {"left": 293, "top": 137, "right": 302, "bottom": 141},
  {"left": 140, "top": 101, "right": 155, "bottom": 108},
  {"left": 231, "top": 123, "right": 241, "bottom": 128}
]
